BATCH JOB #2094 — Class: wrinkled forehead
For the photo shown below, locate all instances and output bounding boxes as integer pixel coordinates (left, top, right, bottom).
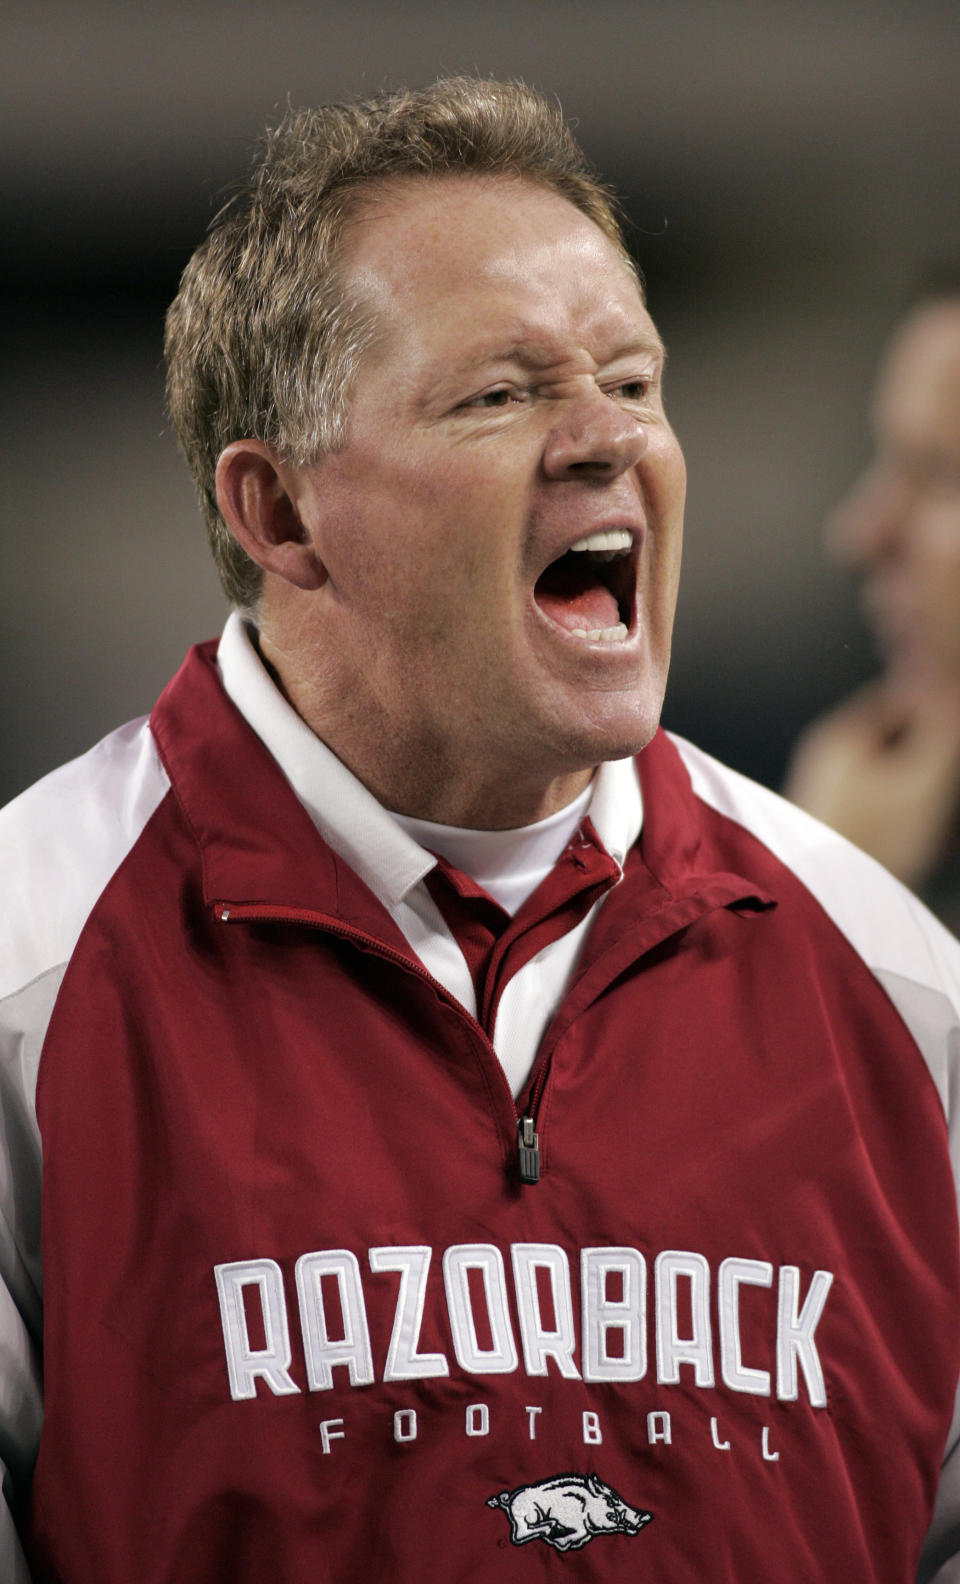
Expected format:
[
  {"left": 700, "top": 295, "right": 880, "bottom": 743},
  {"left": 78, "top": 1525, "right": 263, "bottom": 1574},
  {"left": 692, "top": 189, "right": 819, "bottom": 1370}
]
[
  {"left": 338, "top": 173, "right": 650, "bottom": 360},
  {"left": 343, "top": 169, "right": 637, "bottom": 274}
]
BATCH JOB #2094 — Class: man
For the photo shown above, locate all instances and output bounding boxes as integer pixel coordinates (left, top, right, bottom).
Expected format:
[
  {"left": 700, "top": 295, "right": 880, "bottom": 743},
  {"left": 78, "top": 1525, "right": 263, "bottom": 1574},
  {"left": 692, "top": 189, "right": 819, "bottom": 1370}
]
[
  {"left": 2, "top": 77, "right": 960, "bottom": 1582},
  {"left": 785, "top": 265, "right": 960, "bottom": 935}
]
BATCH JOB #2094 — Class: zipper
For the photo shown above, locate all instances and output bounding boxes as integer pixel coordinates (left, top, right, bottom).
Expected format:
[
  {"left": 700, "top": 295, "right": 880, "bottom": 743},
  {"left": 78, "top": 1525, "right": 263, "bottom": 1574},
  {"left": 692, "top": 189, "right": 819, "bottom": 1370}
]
[
  {"left": 516, "top": 1116, "right": 540, "bottom": 1184},
  {"left": 215, "top": 900, "right": 549, "bottom": 1185},
  {"left": 516, "top": 1043, "right": 554, "bottom": 1185}
]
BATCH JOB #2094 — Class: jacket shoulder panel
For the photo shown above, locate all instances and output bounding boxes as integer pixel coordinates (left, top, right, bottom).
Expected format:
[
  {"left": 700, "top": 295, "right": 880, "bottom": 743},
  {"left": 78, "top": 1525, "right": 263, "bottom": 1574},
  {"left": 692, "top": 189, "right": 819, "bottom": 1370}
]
[
  {"left": 670, "top": 731, "right": 960, "bottom": 994},
  {"left": 669, "top": 731, "right": 960, "bottom": 1118},
  {"left": 0, "top": 725, "right": 166, "bottom": 1538},
  {"left": 0, "top": 717, "right": 170, "bottom": 1004}
]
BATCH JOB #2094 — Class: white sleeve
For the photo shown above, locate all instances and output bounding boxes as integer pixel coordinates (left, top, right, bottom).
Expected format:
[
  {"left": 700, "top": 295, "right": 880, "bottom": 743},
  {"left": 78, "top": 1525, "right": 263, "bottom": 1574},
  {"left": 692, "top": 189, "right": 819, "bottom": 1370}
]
[
  {"left": 668, "top": 735, "right": 960, "bottom": 1581},
  {"left": 0, "top": 1491, "right": 34, "bottom": 1584},
  {"left": 0, "top": 716, "right": 170, "bottom": 1569},
  {"left": 0, "top": 980, "right": 48, "bottom": 1579},
  {"left": 922, "top": 1443, "right": 960, "bottom": 1579}
]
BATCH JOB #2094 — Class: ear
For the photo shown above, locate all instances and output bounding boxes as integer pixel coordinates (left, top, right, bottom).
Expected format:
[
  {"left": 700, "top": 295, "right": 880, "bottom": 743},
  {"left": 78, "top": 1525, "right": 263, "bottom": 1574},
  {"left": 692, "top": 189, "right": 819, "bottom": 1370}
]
[{"left": 214, "top": 440, "right": 327, "bottom": 592}]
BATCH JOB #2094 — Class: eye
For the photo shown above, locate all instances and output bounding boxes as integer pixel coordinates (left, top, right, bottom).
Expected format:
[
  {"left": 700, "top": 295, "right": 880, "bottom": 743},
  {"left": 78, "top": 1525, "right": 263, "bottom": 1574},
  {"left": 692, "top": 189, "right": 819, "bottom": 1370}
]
[
  {"left": 614, "top": 378, "right": 651, "bottom": 401},
  {"left": 459, "top": 385, "right": 525, "bottom": 410}
]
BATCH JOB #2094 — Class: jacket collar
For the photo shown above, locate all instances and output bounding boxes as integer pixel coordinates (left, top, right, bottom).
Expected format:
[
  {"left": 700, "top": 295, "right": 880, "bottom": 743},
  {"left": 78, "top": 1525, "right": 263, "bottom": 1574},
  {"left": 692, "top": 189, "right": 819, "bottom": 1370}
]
[
  {"left": 215, "top": 612, "right": 435, "bottom": 910},
  {"left": 151, "top": 637, "right": 775, "bottom": 940},
  {"left": 151, "top": 639, "right": 394, "bottom": 938}
]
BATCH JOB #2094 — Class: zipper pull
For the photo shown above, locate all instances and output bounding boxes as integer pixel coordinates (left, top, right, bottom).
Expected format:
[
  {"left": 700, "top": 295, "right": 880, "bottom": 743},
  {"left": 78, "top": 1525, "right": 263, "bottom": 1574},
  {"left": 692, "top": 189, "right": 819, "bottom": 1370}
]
[{"left": 517, "top": 1116, "right": 540, "bottom": 1184}]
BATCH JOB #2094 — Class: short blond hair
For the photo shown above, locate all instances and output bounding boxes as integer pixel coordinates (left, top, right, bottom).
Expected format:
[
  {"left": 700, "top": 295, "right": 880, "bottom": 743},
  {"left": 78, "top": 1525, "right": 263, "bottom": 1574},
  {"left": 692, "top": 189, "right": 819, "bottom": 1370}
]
[{"left": 164, "top": 76, "right": 633, "bottom": 609}]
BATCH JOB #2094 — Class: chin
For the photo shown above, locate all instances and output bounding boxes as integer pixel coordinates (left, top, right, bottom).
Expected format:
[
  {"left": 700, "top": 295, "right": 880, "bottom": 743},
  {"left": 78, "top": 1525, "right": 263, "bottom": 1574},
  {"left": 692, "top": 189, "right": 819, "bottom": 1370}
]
[
  {"left": 592, "top": 685, "right": 666, "bottom": 751},
  {"left": 556, "top": 706, "right": 664, "bottom": 773}
]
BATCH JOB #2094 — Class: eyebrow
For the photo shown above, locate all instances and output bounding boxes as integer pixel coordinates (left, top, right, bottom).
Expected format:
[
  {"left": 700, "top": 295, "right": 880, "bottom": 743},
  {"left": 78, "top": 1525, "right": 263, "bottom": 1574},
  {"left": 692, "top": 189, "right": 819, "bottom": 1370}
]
[{"left": 456, "top": 329, "right": 667, "bottom": 374}]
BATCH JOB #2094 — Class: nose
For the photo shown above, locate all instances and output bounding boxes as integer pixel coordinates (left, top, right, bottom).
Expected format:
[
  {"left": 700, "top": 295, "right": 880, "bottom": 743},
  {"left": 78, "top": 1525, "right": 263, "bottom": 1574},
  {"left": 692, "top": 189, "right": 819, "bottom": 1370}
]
[
  {"left": 541, "top": 389, "right": 648, "bottom": 481},
  {"left": 826, "top": 459, "right": 913, "bottom": 570}
]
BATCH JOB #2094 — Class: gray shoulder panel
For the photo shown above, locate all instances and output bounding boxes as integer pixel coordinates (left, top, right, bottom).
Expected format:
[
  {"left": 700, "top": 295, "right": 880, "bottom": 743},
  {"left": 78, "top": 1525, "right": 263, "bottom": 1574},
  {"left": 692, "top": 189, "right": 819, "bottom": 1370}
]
[
  {"left": 0, "top": 965, "right": 67, "bottom": 1325},
  {"left": 671, "top": 732, "right": 960, "bottom": 1121},
  {"left": 874, "top": 969, "right": 960, "bottom": 1129}
]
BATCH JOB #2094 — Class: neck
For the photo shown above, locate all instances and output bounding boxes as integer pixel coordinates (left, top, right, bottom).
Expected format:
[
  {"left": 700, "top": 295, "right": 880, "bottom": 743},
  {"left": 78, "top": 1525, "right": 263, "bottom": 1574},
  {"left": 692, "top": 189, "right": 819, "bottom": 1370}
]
[{"left": 257, "top": 625, "right": 596, "bottom": 828}]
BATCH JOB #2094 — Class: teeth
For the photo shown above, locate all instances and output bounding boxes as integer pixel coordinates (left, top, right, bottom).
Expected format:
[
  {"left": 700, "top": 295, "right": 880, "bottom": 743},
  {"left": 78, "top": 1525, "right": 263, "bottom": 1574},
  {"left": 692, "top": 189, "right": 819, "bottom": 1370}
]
[
  {"left": 570, "top": 623, "right": 629, "bottom": 643},
  {"left": 568, "top": 529, "right": 632, "bottom": 557}
]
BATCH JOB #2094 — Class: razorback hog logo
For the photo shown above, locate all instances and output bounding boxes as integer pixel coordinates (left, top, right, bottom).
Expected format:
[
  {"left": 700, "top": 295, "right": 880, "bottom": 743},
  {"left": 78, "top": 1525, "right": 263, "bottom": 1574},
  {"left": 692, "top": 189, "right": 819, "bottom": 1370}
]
[{"left": 487, "top": 1472, "right": 653, "bottom": 1552}]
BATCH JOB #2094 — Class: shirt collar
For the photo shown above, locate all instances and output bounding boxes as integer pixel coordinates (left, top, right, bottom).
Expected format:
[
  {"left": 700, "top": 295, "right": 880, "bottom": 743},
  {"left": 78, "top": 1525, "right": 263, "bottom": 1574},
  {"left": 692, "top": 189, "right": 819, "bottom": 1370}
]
[
  {"left": 589, "top": 751, "right": 644, "bottom": 871},
  {"left": 216, "top": 610, "right": 644, "bottom": 907}
]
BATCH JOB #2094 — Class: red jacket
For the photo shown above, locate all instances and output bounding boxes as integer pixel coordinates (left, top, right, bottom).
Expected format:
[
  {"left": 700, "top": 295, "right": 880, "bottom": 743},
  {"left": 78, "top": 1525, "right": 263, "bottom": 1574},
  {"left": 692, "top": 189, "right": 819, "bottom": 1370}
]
[{"left": 12, "top": 642, "right": 960, "bottom": 1581}]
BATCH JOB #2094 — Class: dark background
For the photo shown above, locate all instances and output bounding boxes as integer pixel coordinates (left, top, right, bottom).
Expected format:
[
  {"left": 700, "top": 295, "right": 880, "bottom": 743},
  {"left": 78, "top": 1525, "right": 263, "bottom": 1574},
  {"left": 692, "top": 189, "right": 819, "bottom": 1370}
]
[{"left": 4, "top": 0, "right": 960, "bottom": 806}]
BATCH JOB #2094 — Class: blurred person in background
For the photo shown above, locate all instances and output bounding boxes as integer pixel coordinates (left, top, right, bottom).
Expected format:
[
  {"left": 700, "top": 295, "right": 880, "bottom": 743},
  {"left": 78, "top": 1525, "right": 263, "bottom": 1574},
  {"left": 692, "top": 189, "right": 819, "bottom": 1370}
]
[{"left": 785, "top": 263, "right": 960, "bottom": 932}]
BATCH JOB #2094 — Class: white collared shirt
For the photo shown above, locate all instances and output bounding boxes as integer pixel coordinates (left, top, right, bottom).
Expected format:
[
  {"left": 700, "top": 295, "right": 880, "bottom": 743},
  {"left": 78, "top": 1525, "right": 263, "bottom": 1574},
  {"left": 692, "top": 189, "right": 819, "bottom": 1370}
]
[{"left": 216, "top": 611, "right": 643, "bottom": 1095}]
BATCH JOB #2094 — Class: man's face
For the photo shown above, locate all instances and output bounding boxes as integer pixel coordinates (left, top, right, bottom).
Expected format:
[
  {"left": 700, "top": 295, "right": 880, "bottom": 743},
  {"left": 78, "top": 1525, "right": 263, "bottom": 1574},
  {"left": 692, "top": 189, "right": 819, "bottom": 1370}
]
[
  {"left": 278, "top": 175, "right": 686, "bottom": 823},
  {"left": 828, "top": 299, "right": 960, "bottom": 685}
]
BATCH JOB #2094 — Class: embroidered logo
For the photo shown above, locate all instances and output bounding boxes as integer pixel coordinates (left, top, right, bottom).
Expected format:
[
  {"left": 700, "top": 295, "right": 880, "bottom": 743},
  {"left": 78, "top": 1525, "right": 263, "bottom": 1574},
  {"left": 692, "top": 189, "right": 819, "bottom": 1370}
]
[{"left": 487, "top": 1472, "right": 653, "bottom": 1552}]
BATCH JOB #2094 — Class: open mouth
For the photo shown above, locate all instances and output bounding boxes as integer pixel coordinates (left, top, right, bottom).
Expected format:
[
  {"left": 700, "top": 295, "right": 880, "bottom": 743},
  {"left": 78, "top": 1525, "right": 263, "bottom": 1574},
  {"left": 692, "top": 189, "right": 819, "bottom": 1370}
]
[{"left": 533, "top": 529, "right": 637, "bottom": 643}]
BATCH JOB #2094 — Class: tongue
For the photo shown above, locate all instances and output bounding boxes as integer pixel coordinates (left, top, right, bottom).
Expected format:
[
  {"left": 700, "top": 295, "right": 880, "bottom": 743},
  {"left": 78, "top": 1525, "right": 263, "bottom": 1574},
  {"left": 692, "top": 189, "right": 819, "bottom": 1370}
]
[{"left": 535, "top": 560, "right": 621, "bottom": 633}]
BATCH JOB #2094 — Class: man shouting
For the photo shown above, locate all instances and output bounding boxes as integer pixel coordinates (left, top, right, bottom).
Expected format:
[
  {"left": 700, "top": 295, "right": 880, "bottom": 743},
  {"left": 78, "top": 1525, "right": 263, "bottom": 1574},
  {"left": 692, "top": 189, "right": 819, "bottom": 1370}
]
[{"left": 2, "top": 76, "right": 960, "bottom": 1583}]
